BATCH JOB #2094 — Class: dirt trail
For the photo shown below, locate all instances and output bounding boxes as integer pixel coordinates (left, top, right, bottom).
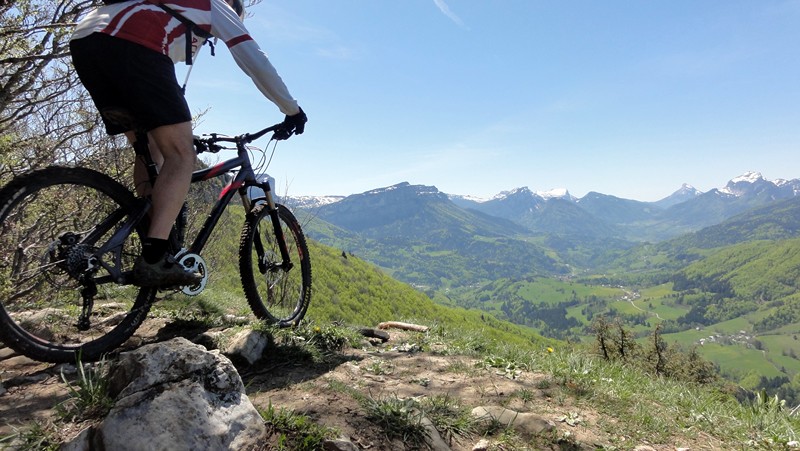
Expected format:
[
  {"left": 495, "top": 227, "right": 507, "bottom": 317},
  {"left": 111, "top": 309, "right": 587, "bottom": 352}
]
[{"left": 1, "top": 319, "right": 709, "bottom": 450}]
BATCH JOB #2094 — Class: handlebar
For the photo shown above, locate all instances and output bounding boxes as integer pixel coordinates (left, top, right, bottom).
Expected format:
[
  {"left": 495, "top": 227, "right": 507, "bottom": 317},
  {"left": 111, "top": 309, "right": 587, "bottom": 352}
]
[{"left": 193, "top": 122, "right": 293, "bottom": 154}]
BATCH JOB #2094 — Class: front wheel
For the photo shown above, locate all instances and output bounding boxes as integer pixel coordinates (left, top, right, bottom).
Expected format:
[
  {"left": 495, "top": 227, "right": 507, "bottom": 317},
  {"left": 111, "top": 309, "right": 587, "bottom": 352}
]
[{"left": 239, "top": 203, "right": 311, "bottom": 326}]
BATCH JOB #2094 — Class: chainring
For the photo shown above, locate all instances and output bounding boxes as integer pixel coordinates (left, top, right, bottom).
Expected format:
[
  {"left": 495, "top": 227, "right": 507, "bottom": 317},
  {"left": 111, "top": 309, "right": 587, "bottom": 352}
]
[{"left": 176, "top": 252, "right": 208, "bottom": 296}]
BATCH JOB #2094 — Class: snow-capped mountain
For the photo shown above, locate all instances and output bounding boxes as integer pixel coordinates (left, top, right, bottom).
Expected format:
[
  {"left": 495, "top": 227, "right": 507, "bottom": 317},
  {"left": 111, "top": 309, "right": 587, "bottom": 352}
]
[
  {"left": 288, "top": 171, "right": 799, "bottom": 242},
  {"left": 489, "top": 187, "right": 574, "bottom": 202},
  {"left": 654, "top": 183, "right": 702, "bottom": 209},
  {"left": 284, "top": 195, "right": 345, "bottom": 209},
  {"left": 716, "top": 171, "right": 800, "bottom": 199},
  {"left": 536, "top": 188, "right": 575, "bottom": 201}
]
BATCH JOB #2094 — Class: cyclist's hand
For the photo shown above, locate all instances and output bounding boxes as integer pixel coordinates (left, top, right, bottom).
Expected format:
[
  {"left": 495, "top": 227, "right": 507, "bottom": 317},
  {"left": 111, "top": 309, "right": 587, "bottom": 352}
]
[
  {"left": 286, "top": 107, "right": 307, "bottom": 135},
  {"left": 193, "top": 135, "right": 208, "bottom": 154}
]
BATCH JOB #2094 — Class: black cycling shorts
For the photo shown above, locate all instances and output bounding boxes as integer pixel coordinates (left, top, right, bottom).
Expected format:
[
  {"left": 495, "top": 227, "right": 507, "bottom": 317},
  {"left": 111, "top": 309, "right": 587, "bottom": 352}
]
[{"left": 70, "top": 33, "right": 192, "bottom": 135}]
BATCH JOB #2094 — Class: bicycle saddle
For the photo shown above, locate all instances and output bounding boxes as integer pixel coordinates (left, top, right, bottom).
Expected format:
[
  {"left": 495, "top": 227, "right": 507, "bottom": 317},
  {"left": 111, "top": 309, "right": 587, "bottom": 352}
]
[{"left": 101, "top": 107, "right": 145, "bottom": 133}]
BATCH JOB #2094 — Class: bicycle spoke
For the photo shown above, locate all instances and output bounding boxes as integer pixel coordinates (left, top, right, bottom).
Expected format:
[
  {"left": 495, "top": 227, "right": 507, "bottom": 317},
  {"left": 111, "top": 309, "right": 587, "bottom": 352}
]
[
  {"left": 0, "top": 168, "right": 153, "bottom": 363},
  {"left": 240, "top": 203, "right": 311, "bottom": 326}
]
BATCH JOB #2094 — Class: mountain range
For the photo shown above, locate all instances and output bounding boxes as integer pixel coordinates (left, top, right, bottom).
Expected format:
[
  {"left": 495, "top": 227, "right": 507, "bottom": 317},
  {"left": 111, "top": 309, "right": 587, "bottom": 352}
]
[{"left": 287, "top": 171, "right": 800, "bottom": 290}]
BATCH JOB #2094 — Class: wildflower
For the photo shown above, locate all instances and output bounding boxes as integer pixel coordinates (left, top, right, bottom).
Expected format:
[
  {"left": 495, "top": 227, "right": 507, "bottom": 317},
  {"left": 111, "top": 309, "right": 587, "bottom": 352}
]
[{"left": 547, "top": 347, "right": 554, "bottom": 353}]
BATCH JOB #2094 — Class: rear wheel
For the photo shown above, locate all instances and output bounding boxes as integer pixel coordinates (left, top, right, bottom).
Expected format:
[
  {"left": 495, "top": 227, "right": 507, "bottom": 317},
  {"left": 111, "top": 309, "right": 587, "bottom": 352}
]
[
  {"left": 239, "top": 203, "right": 311, "bottom": 326},
  {"left": 0, "top": 167, "right": 154, "bottom": 363}
]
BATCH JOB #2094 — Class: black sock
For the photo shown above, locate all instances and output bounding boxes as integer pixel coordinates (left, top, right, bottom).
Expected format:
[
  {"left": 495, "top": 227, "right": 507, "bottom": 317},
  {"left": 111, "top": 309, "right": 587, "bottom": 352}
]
[{"left": 142, "top": 238, "right": 169, "bottom": 264}]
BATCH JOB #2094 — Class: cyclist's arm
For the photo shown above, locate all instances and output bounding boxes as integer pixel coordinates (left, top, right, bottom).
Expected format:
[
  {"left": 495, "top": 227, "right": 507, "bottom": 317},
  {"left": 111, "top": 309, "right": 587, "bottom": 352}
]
[{"left": 210, "top": 0, "right": 300, "bottom": 116}]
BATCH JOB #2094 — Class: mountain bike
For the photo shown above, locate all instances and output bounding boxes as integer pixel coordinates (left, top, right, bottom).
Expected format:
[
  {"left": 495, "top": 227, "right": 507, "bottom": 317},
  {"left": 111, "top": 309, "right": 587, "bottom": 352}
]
[{"left": 0, "top": 112, "right": 312, "bottom": 363}]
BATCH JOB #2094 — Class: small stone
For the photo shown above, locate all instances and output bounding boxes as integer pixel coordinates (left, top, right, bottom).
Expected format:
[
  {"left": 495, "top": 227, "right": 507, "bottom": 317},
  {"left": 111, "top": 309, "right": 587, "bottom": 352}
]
[
  {"left": 224, "top": 330, "right": 269, "bottom": 365},
  {"left": 322, "top": 439, "right": 360, "bottom": 451}
]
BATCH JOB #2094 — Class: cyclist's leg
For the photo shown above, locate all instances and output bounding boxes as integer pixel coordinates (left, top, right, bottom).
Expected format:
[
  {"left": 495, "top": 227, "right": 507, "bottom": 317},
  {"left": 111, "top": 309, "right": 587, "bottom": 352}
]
[
  {"left": 144, "top": 121, "right": 195, "bottom": 240},
  {"left": 130, "top": 122, "right": 201, "bottom": 287}
]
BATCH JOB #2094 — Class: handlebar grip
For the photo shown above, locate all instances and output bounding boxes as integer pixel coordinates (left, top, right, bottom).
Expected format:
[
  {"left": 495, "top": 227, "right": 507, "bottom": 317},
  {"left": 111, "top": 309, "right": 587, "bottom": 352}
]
[
  {"left": 193, "top": 137, "right": 208, "bottom": 154},
  {"left": 272, "top": 127, "right": 294, "bottom": 141}
]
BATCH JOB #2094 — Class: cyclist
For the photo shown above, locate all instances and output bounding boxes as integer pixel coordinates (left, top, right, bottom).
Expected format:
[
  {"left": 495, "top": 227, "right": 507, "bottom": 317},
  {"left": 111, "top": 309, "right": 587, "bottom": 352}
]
[{"left": 69, "top": 0, "right": 307, "bottom": 287}]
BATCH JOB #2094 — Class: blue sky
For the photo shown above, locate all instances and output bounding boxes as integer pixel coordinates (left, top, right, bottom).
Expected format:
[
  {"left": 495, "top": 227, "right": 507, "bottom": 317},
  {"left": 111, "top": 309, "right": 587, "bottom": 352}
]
[{"left": 184, "top": 0, "right": 800, "bottom": 201}]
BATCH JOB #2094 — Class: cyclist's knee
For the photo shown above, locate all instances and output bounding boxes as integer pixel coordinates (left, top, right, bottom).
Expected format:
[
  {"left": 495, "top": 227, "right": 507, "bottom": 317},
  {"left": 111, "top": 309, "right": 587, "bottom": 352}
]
[{"left": 149, "top": 122, "right": 195, "bottom": 163}]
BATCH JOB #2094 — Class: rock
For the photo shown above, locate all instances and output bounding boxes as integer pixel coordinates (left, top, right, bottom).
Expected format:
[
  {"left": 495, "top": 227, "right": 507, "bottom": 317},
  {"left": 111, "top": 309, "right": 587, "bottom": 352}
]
[
  {"left": 223, "top": 329, "right": 269, "bottom": 365},
  {"left": 59, "top": 427, "right": 92, "bottom": 451},
  {"left": 323, "top": 438, "right": 361, "bottom": 451},
  {"left": 193, "top": 330, "right": 224, "bottom": 350},
  {"left": 359, "top": 328, "right": 390, "bottom": 342},
  {"left": 472, "top": 438, "right": 492, "bottom": 450},
  {"left": 0, "top": 346, "right": 16, "bottom": 360},
  {"left": 471, "top": 406, "right": 555, "bottom": 439},
  {"left": 64, "top": 337, "right": 267, "bottom": 451},
  {"left": 421, "top": 415, "right": 451, "bottom": 451}
]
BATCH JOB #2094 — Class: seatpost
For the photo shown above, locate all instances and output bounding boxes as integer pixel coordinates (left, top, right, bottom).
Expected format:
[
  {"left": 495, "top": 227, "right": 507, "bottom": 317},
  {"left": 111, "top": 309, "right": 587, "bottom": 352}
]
[{"left": 132, "top": 131, "right": 160, "bottom": 186}]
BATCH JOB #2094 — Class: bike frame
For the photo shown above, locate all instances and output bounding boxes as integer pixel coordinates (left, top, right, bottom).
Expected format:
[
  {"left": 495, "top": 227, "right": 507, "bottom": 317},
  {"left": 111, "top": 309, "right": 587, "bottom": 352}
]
[
  {"left": 93, "top": 124, "right": 293, "bottom": 286},
  {"left": 185, "top": 137, "right": 291, "bottom": 265},
  {"left": 186, "top": 142, "right": 269, "bottom": 254}
]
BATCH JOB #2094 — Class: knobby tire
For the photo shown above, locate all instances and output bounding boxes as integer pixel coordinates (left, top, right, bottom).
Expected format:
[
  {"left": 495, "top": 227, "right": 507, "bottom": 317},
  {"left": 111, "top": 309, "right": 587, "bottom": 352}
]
[
  {"left": 0, "top": 167, "right": 154, "bottom": 363},
  {"left": 239, "top": 203, "right": 311, "bottom": 326}
]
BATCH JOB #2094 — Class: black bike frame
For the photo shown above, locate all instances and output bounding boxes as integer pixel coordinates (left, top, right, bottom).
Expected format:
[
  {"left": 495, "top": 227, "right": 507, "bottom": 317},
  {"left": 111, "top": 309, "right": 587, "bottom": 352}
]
[
  {"left": 187, "top": 141, "right": 280, "bottom": 257},
  {"left": 95, "top": 125, "right": 293, "bottom": 285}
]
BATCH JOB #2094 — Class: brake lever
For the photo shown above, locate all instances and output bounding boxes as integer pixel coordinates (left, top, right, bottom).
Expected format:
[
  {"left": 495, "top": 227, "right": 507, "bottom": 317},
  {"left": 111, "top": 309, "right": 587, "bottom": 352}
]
[
  {"left": 272, "top": 127, "right": 295, "bottom": 141},
  {"left": 193, "top": 137, "right": 208, "bottom": 154}
]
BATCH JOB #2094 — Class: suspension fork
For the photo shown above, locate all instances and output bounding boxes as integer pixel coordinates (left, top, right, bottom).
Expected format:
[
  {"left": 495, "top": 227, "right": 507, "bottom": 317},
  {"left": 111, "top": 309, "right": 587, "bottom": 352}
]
[{"left": 245, "top": 182, "right": 293, "bottom": 273}]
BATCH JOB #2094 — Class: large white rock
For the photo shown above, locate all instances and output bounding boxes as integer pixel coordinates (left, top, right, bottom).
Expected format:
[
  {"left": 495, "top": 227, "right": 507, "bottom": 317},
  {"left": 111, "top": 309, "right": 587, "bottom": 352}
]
[{"left": 88, "top": 337, "right": 267, "bottom": 450}]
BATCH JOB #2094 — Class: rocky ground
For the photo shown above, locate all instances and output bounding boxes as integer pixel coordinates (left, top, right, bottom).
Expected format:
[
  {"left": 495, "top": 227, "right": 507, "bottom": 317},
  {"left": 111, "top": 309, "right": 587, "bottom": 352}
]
[{"left": 0, "top": 318, "right": 719, "bottom": 450}]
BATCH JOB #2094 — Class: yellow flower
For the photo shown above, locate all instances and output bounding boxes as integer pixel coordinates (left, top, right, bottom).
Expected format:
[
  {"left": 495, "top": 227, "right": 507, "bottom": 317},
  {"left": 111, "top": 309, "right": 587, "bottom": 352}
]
[
  {"left": 546, "top": 347, "right": 554, "bottom": 353},
  {"left": 313, "top": 326, "right": 321, "bottom": 333}
]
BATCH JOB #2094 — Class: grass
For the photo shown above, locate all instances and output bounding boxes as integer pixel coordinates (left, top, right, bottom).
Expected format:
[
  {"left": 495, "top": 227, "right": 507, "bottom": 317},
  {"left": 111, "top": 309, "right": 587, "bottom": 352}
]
[
  {"left": 422, "top": 393, "right": 477, "bottom": 443},
  {"left": 0, "top": 421, "right": 60, "bottom": 451},
  {"left": 515, "top": 278, "right": 624, "bottom": 306},
  {"left": 694, "top": 343, "right": 786, "bottom": 379},
  {"left": 57, "top": 357, "right": 113, "bottom": 422},
  {"left": 360, "top": 392, "right": 479, "bottom": 447},
  {"left": 363, "top": 358, "right": 393, "bottom": 375},
  {"left": 362, "top": 394, "right": 429, "bottom": 447},
  {"left": 259, "top": 402, "right": 337, "bottom": 451},
  {"left": 536, "top": 348, "right": 800, "bottom": 448}
]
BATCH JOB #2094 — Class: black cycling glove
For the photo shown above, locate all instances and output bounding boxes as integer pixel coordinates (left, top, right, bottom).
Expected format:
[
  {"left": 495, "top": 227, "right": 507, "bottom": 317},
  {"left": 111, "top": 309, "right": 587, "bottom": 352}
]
[{"left": 283, "top": 107, "right": 307, "bottom": 135}]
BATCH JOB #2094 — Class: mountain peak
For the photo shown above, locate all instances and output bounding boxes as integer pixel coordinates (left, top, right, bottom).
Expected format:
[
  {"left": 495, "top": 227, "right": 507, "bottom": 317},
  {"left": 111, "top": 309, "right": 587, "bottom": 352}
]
[
  {"left": 537, "top": 188, "right": 573, "bottom": 201},
  {"left": 719, "top": 172, "right": 772, "bottom": 197},
  {"left": 730, "top": 171, "right": 764, "bottom": 184},
  {"left": 654, "top": 183, "right": 703, "bottom": 209},
  {"left": 492, "top": 187, "right": 534, "bottom": 200},
  {"left": 364, "top": 182, "right": 441, "bottom": 197},
  {"left": 491, "top": 187, "right": 573, "bottom": 202}
]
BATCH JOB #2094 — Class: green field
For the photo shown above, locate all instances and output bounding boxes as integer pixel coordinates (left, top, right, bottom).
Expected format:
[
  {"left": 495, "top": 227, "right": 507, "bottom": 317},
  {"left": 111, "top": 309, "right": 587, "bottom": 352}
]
[{"left": 515, "top": 278, "right": 623, "bottom": 306}]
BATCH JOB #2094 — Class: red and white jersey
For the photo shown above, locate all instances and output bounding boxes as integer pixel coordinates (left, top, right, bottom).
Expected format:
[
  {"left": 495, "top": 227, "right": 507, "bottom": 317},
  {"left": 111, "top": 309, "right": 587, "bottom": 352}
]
[{"left": 72, "top": 0, "right": 300, "bottom": 115}]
